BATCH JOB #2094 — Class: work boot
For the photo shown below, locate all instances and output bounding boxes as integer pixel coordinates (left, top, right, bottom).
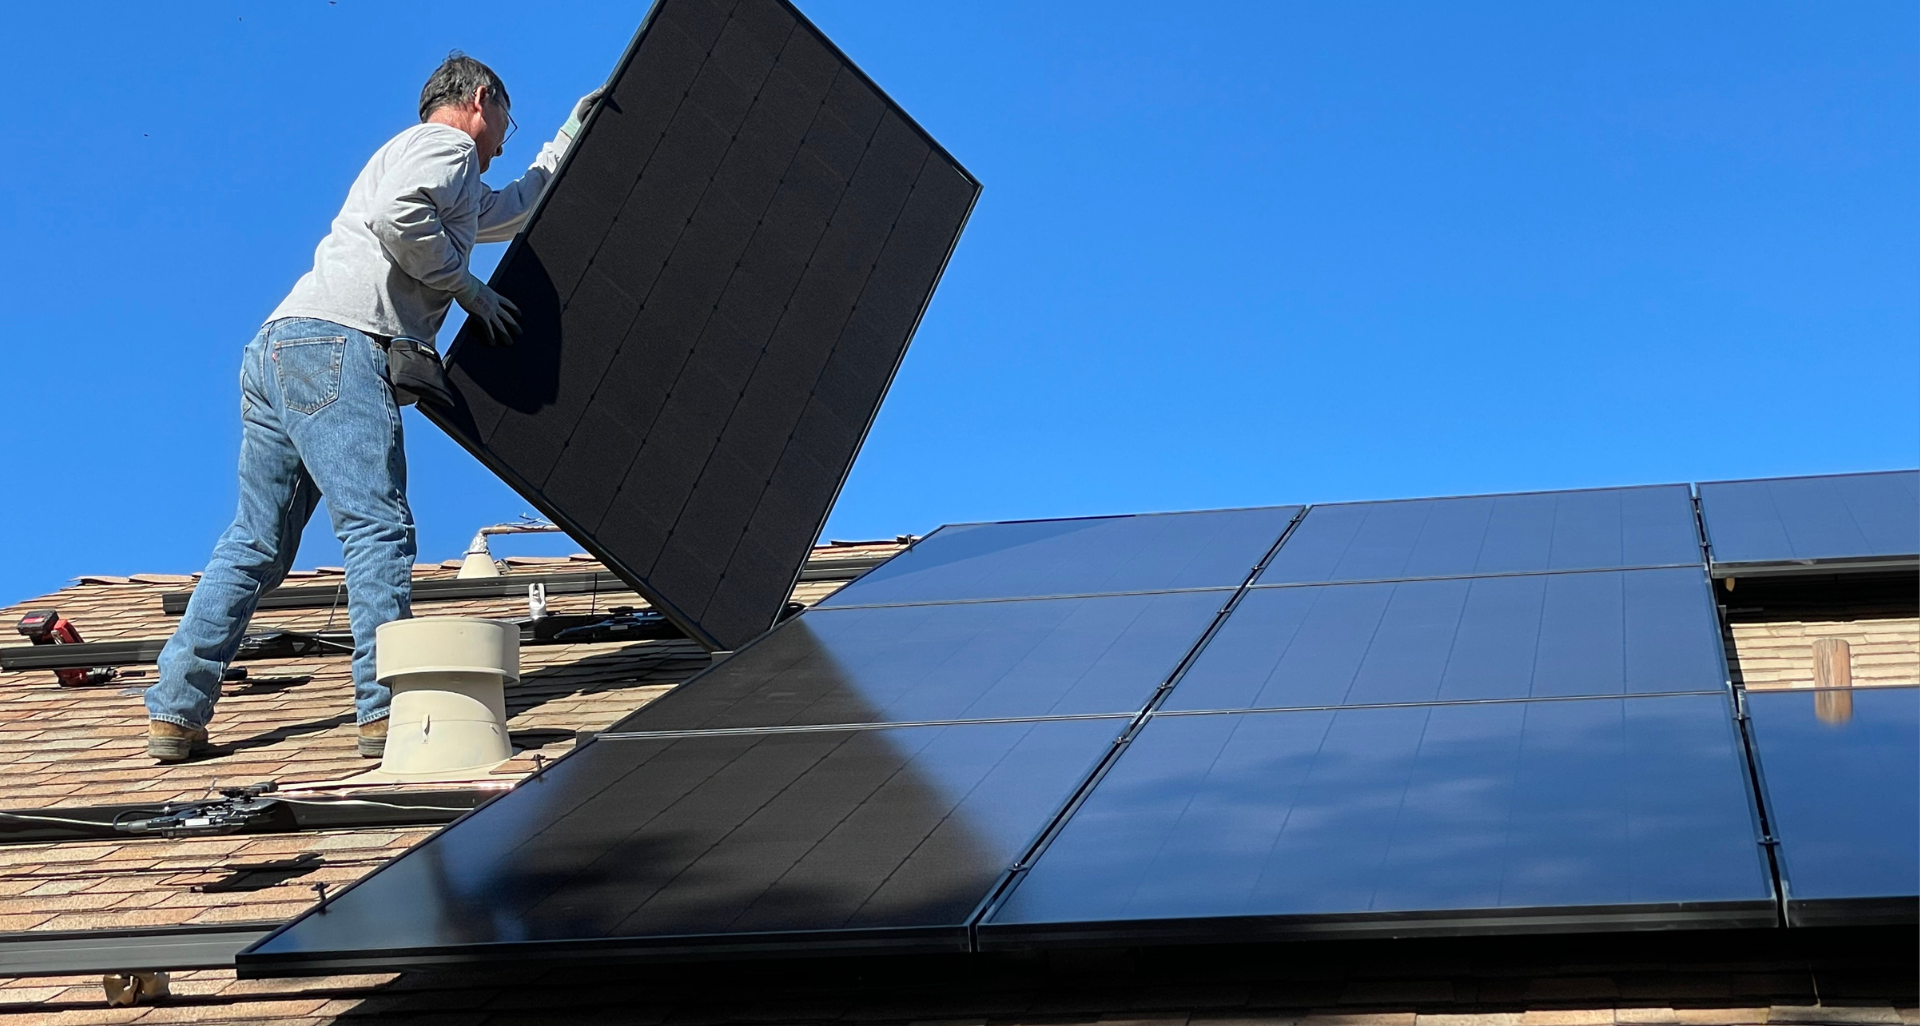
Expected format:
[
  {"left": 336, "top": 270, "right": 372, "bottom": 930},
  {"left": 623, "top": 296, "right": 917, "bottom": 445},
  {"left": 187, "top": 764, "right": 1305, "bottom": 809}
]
[
  {"left": 358, "top": 718, "right": 388, "bottom": 759},
  {"left": 146, "top": 721, "right": 211, "bottom": 763}
]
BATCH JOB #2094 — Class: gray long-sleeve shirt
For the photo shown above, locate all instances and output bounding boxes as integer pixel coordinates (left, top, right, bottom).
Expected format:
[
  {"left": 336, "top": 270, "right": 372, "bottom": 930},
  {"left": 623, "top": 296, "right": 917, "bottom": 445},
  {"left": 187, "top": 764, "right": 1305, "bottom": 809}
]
[{"left": 269, "top": 122, "right": 564, "bottom": 343}]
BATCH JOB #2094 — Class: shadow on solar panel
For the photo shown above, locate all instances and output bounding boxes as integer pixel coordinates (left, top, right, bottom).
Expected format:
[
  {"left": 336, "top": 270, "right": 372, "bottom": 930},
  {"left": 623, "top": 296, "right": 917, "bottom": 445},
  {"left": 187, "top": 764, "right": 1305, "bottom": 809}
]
[{"left": 424, "top": 0, "right": 980, "bottom": 652}]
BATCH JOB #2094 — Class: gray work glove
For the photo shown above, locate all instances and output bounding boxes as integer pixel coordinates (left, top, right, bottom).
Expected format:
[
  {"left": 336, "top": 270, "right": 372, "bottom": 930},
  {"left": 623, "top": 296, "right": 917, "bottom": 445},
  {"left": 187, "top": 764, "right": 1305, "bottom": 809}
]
[
  {"left": 454, "top": 273, "right": 521, "bottom": 347},
  {"left": 559, "top": 87, "right": 606, "bottom": 146}
]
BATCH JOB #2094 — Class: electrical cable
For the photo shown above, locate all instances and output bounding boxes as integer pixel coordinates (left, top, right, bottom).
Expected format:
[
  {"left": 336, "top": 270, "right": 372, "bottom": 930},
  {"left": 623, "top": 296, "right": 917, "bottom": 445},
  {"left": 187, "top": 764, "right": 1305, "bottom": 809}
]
[
  {"left": 0, "top": 809, "right": 149, "bottom": 829},
  {"left": 0, "top": 856, "right": 394, "bottom": 883},
  {"left": 268, "top": 796, "right": 485, "bottom": 813}
]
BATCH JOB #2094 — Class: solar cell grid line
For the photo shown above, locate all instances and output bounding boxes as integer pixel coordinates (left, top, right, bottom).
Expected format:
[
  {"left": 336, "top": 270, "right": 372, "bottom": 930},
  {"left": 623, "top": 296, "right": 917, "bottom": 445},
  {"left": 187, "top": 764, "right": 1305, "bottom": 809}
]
[
  {"left": 237, "top": 718, "right": 1124, "bottom": 973},
  {"left": 686, "top": 136, "right": 978, "bottom": 634},
  {"left": 604, "top": 590, "right": 1230, "bottom": 732},
  {"left": 1696, "top": 471, "right": 1920, "bottom": 575},
  {"left": 819, "top": 506, "right": 1303, "bottom": 608},
  {"left": 1161, "top": 567, "right": 1729, "bottom": 712},
  {"left": 1742, "top": 686, "right": 1919, "bottom": 927},
  {"left": 579, "top": 69, "right": 901, "bottom": 525},
  {"left": 446, "top": 0, "right": 771, "bottom": 450},
  {"left": 977, "top": 693, "right": 1778, "bottom": 947},
  {"left": 483, "top": 0, "right": 808, "bottom": 472},
  {"left": 424, "top": 0, "right": 980, "bottom": 652},
  {"left": 1257, "top": 484, "right": 1701, "bottom": 587}
]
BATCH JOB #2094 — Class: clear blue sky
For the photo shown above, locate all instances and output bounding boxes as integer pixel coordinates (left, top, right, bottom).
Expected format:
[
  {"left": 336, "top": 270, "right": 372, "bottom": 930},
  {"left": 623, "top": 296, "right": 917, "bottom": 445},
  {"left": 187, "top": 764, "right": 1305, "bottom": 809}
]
[{"left": 2, "top": 2, "right": 1913, "bottom": 606}]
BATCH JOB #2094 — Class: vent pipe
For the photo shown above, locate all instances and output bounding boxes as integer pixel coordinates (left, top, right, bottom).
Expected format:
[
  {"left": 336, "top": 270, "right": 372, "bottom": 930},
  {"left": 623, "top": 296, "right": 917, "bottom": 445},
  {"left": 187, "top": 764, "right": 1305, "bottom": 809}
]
[
  {"left": 373, "top": 618, "right": 520, "bottom": 780},
  {"left": 455, "top": 518, "right": 563, "bottom": 579}
]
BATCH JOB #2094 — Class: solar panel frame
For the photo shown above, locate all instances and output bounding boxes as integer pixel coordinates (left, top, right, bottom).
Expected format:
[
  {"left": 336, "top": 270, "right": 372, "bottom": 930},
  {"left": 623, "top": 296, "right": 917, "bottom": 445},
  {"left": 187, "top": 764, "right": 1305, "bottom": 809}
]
[
  {"left": 819, "top": 507, "right": 1302, "bottom": 608},
  {"left": 1697, "top": 471, "right": 1920, "bottom": 577},
  {"left": 978, "top": 695, "right": 1779, "bottom": 947},
  {"left": 1256, "top": 484, "right": 1702, "bottom": 587},
  {"left": 1743, "top": 685, "right": 1919, "bottom": 927},
  {"left": 602, "top": 589, "right": 1230, "bottom": 733},
  {"left": 422, "top": 0, "right": 981, "bottom": 651},
  {"left": 238, "top": 717, "right": 1127, "bottom": 973},
  {"left": 1162, "top": 567, "right": 1730, "bottom": 712}
]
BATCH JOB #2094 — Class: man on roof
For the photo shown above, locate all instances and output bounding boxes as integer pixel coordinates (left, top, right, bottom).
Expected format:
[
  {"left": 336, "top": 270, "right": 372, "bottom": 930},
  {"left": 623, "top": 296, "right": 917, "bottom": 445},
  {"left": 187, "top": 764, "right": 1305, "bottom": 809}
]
[{"left": 144, "top": 53, "right": 601, "bottom": 762}]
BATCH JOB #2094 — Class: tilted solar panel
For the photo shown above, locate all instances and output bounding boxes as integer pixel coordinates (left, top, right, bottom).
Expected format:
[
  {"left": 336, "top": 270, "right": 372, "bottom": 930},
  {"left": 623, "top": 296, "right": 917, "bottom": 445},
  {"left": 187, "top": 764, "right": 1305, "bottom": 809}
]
[
  {"left": 242, "top": 719, "right": 1120, "bottom": 971},
  {"left": 1259, "top": 485, "right": 1700, "bottom": 586},
  {"left": 821, "top": 507, "right": 1300, "bottom": 607},
  {"left": 981, "top": 694, "right": 1777, "bottom": 944},
  {"left": 1697, "top": 471, "right": 1920, "bottom": 575},
  {"left": 1164, "top": 567, "right": 1726, "bottom": 711},
  {"left": 1744, "top": 686, "right": 1919, "bottom": 926},
  {"left": 425, "top": 0, "right": 979, "bottom": 650},
  {"left": 604, "top": 590, "right": 1224, "bottom": 732}
]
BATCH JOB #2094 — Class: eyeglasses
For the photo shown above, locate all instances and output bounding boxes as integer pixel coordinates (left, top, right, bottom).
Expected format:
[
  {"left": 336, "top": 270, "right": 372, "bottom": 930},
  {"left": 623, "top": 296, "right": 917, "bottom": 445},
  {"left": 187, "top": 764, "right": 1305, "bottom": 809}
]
[{"left": 485, "top": 91, "right": 517, "bottom": 147}]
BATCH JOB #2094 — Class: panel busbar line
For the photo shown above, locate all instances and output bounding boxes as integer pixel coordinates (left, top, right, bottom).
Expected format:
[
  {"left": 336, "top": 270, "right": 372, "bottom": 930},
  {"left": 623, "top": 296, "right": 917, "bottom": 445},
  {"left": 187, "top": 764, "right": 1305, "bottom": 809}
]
[{"left": 424, "top": 0, "right": 980, "bottom": 650}]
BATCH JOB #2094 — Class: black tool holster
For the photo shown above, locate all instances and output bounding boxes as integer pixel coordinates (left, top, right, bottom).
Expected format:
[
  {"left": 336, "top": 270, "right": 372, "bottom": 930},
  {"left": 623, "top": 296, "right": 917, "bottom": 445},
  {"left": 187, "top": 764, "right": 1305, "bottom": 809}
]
[{"left": 384, "top": 337, "right": 455, "bottom": 408}]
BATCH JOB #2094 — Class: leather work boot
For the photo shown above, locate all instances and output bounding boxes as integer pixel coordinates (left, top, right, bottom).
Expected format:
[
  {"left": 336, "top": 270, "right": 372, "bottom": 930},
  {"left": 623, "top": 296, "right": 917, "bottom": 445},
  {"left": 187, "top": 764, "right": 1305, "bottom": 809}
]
[
  {"left": 146, "top": 721, "right": 211, "bottom": 763},
  {"left": 358, "top": 718, "right": 388, "bottom": 759}
]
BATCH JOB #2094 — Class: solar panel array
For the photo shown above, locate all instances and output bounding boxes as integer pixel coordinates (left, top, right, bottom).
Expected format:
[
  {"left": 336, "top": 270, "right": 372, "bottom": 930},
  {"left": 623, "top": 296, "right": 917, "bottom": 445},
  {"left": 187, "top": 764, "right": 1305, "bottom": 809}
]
[
  {"left": 242, "top": 507, "right": 1300, "bottom": 972},
  {"left": 424, "top": 0, "right": 979, "bottom": 651},
  {"left": 980, "top": 486, "right": 1779, "bottom": 944},
  {"left": 240, "top": 468, "right": 1917, "bottom": 971}
]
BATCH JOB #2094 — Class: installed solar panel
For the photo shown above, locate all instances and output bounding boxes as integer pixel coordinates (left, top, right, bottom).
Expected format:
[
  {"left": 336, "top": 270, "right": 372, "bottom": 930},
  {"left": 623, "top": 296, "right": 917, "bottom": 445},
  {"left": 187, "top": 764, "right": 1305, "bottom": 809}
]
[
  {"left": 425, "top": 0, "right": 980, "bottom": 650},
  {"left": 1744, "top": 686, "right": 1918, "bottom": 926},
  {"left": 1258, "top": 486, "right": 1700, "bottom": 586},
  {"left": 981, "top": 694, "right": 1776, "bottom": 944},
  {"left": 242, "top": 718, "right": 1121, "bottom": 971},
  {"left": 1697, "top": 471, "right": 1920, "bottom": 574},
  {"left": 820, "top": 507, "right": 1300, "bottom": 607},
  {"left": 1163, "top": 568, "right": 1726, "bottom": 711},
  {"left": 606, "top": 590, "right": 1224, "bottom": 732},
  {"left": 248, "top": 474, "right": 1874, "bottom": 974}
]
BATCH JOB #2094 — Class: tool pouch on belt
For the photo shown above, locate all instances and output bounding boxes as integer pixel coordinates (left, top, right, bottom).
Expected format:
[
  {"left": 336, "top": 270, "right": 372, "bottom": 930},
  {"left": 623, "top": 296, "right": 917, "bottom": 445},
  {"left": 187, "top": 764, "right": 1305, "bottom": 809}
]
[{"left": 385, "top": 337, "right": 455, "bottom": 408}]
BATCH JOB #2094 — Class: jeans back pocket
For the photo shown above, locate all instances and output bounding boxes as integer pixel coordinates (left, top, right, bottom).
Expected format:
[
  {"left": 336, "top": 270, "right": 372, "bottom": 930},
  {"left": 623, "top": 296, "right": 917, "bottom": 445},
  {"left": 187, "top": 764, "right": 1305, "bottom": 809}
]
[{"left": 272, "top": 335, "right": 346, "bottom": 415}]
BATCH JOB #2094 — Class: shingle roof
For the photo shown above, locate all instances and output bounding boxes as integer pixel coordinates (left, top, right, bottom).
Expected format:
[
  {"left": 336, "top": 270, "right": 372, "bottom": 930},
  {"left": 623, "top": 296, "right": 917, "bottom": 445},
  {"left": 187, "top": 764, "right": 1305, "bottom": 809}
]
[{"left": 0, "top": 543, "right": 905, "bottom": 1015}]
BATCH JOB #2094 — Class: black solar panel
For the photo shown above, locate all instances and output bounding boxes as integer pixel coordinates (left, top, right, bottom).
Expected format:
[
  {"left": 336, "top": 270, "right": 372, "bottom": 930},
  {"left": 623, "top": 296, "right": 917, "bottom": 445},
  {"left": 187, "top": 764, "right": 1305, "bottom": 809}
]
[
  {"left": 425, "top": 0, "right": 980, "bottom": 650},
  {"left": 1258, "top": 486, "right": 1699, "bottom": 586},
  {"left": 241, "top": 718, "right": 1121, "bottom": 971},
  {"left": 820, "top": 507, "right": 1300, "bottom": 607},
  {"left": 1697, "top": 471, "right": 1920, "bottom": 575},
  {"left": 1744, "top": 686, "right": 1918, "bottom": 926},
  {"left": 1163, "top": 567, "right": 1726, "bottom": 711},
  {"left": 606, "top": 590, "right": 1225, "bottom": 732},
  {"left": 981, "top": 694, "right": 1777, "bottom": 944}
]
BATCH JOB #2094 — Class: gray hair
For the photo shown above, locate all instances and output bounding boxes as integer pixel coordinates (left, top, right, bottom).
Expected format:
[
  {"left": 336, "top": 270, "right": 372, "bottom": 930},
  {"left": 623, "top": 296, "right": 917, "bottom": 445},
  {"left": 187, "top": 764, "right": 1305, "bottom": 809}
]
[{"left": 418, "top": 51, "right": 510, "bottom": 122}]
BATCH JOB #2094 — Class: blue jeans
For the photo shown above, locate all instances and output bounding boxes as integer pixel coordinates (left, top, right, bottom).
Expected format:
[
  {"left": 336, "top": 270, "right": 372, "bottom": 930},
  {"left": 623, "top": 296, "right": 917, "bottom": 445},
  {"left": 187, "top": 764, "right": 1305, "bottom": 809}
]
[{"left": 148, "top": 318, "right": 415, "bottom": 730}]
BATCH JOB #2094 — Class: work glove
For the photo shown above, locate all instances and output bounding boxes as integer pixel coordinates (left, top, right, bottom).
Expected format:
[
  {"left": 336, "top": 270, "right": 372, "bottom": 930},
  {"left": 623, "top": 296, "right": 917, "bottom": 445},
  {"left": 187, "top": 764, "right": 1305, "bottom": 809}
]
[
  {"left": 454, "top": 273, "right": 521, "bottom": 347},
  {"left": 558, "top": 86, "right": 606, "bottom": 147}
]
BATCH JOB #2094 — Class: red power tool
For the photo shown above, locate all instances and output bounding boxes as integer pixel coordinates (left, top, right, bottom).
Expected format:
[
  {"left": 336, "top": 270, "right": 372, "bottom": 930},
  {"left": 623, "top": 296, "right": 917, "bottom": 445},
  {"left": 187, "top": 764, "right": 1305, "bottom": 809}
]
[{"left": 14, "top": 610, "right": 115, "bottom": 687}]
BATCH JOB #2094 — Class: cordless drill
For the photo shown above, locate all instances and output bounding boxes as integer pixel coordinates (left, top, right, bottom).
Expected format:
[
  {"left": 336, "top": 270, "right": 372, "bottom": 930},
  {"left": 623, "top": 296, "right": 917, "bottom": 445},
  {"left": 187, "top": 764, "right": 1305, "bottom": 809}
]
[{"left": 14, "top": 610, "right": 115, "bottom": 687}]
